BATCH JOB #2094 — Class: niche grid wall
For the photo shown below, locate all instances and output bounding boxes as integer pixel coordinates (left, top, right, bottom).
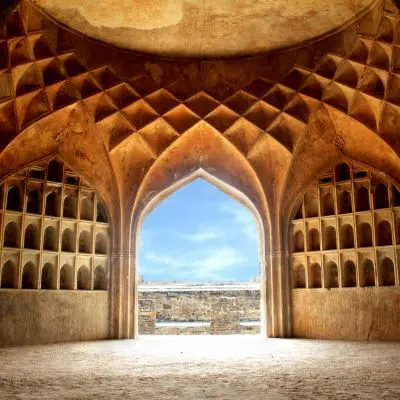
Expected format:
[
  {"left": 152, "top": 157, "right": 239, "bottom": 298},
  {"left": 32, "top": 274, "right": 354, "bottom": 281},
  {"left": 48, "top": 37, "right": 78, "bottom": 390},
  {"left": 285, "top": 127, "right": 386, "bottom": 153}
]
[
  {"left": 291, "top": 161, "right": 400, "bottom": 290},
  {"left": 0, "top": 158, "right": 109, "bottom": 290}
]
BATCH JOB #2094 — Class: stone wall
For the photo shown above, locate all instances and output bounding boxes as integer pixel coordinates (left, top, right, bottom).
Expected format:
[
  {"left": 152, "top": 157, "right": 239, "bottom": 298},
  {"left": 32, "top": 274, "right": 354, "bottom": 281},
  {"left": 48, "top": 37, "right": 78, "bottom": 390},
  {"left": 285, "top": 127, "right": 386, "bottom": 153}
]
[
  {"left": 292, "top": 287, "right": 400, "bottom": 340},
  {"left": 139, "top": 288, "right": 260, "bottom": 322},
  {"left": 0, "top": 290, "right": 109, "bottom": 346}
]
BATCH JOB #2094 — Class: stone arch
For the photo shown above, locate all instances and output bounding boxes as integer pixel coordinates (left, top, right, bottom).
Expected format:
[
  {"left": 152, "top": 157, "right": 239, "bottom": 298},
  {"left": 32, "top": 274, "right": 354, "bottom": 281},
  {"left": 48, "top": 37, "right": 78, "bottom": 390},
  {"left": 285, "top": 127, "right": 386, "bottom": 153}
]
[
  {"left": 293, "top": 265, "right": 306, "bottom": 289},
  {"left": 358, "top": 222, "right": 373, "bottom": 247},
  {"left": 308, "top": 229, "right": 320, "bottom": 251},
  {"left": 342, "top": 260, "right": 356, "bottom": 287},
  {"left": 94, "top": 266, "right": 107, "bottom": 290},
  {"left": 305, "top": 193, "right": 318, "bottom": 218},
  {"left": 77, "top": 266, "right": 91, "bottom": 290},
  {"left": 323, "top": 225, "right": 337, "bottom": 250},
  {"left": 41, "top": 262, "right": 56, "bottom": 289},
  {"left": 24, "top": 224, "right": 39, "bottom": 249},
  {"left": 335, "top": 163, "right": 350, "bottom": 182},
  {"left": 356, "top": 187, "right": 370, "bottom": 211},
  {"left": 60, "top": 264, "right": 74, "bottom": 290},
  {"left": 95, "top": 232, "right": 107, "bottom": 255},
  {"left": 322, "top": 193, "right": 335, "bottom": 216},
  {"left": 21, "top": 261, "right": 37, "bottom": 289},
  {"left": 45, "top": 192, "right": 59, "bottom": 217},
  {"left": 293, "top": 230, "right": 305, "bottom": 252},
  {"left": 61, "top": 228, "right": 75, "bottom": 252},
  {"left": 43, "top": 226, "right": 57, "bottom": 251},
  {"left": 374, "top": 183, "right": 389, "bottom": 209},
  {"left": 47, "top": 160, "right": 63, "bottom": 182},
  {"left": 4, "top": 221, "right": 19, "bottom": 248},
  {"left": 310, "top": 263, "right": 322, "bottom": 288},
  {"left": 340, "top": 224, "right": 354, "bottom": 249},
  {"left": 27, "top": 190, "right": 42, "bottom": 214},
  {"left": 361, "top": 259, "right": 375, "bottom": 287},
  {"left": 339, "top": 191, "right": 352, "bottom": 214},
  {"left": 379, "top": 257, "right": 395, "bottom": 286},
  {"left": 1, "top": 260, "right": 17, "bottom": 288},
  {"left": 325, "top": 262, "right": 339, "bottom": 288},
  {"left": 6, "top": 185, "right": 21, "bottom": 211},
  {"left": 376, "top": 220, "right": 392, "bottom": 246},
  {"left": 63, "top": 194, "right": 77, "bottom": 218},
  {"left": 79, "top": 230, "right": 91, "bottom": 253},
  {"left": 80, "top": 197, "right": 94, "bottom": 221}
]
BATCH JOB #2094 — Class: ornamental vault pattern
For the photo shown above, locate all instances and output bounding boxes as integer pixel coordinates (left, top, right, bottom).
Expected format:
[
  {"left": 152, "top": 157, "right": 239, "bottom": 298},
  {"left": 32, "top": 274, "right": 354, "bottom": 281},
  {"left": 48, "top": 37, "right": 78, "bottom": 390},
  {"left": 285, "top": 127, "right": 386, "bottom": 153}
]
[{"left": 0, "top": 0, "right": 399, "bottom": 159}]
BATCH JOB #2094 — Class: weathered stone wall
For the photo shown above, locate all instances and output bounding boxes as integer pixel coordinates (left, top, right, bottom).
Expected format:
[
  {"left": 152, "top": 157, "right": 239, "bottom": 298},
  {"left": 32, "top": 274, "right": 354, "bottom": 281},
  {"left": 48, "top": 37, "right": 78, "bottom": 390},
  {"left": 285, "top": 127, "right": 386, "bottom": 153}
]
[
  {"left": 292, "top": 287, "right": 400, "bottom": 340},
  {"left": 0, "top": 290, "right": 109, "bottom": 346},
  {"left": 139, "top": 289, "right": 260, "bottom": 322},
  {"left": 210, "top": 297, "right": 241, "bottom": 334}
]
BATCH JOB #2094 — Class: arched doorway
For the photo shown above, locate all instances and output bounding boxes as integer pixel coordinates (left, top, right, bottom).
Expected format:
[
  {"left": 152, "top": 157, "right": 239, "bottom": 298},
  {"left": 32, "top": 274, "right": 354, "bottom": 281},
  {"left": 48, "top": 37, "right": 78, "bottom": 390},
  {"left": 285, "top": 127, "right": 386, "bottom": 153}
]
[{"left": 132, "top": 170, "right": 268, "bottom": 338}]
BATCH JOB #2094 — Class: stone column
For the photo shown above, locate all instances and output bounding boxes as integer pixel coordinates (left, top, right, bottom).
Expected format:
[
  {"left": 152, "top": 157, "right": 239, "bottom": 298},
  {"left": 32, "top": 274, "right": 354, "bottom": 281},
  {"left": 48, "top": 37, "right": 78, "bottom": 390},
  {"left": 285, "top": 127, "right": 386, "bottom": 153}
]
[
  {"left": 138, "top": 299, "right": 156, "bottom": 334},
  {"left": 210, "top": 297, "right": 241, "bottom": 334}
]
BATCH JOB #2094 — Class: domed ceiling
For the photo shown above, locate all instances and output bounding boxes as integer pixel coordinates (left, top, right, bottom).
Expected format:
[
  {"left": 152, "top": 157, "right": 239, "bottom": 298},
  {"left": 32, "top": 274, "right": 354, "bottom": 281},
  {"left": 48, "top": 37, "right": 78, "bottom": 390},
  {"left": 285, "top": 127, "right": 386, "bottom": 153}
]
[{"left": 33, "top": 0, "right": 375, "bottom": 57}]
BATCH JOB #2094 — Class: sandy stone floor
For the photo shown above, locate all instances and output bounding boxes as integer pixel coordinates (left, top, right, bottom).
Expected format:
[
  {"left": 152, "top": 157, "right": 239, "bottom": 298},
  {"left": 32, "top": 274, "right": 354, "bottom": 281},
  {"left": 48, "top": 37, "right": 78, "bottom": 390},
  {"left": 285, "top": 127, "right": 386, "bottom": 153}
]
[{"left": 1, "top": 335, "right": 400, "bottom": 399}]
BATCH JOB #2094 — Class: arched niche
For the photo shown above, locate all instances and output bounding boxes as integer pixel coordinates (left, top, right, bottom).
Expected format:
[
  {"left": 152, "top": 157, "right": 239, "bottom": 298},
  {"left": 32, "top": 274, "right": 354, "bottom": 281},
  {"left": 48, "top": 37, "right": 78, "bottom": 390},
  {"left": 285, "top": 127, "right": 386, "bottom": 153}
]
[
  {"left": 322, "top": 193, "right": 335, "bottom": 216},
  {"left": 374, "top": 183, "right": 389, "bottom": 209},
  {"left": 41, "top": 262, "right": 56, "bottom": 289},
  {"left": 96, "top": 202, "right": 108, "bottom": 223},
  {"left": 27, "top": 190, "right": 42, "bottom": 214},
  {"left": 94, "top": 266, "right": 107, "bottom": 290},
  {"left": 293, "top": 230, "right": 305, "bottom": 252},
  {"left": 22, "top": 262, "right": 37, "bottom": 289},
  {"left": 339, "top": 191, "right": 352, "bottom": 214},
  {"left": 379, "top": 257, "right": 395, "bottom": 286},
  {"left": 335, "top": 163, "right": 351, "bottom": 182},
  {"left": 323, "top": 225, "right": 337, "bottom": 250},
  {"left": 43, "top": 226, "right": 58, "bottom": 251},
  {"left": 340, "top": 224, "right": 354, "bottom": 249},
  {"left": 4, "top": 221, "right": 19, "bottom": 248},
  {"left": 47, "top": 160, "right": 63, "bottom": 182},
  {"left": 293, "top": 265, "right": 306, "bottom": 289},
  {"left": 392, "top": 185, "right": 400, "bottom": 207},
  {"left": 325, "top": 262, "right": 339, "bottom": 288},
  {"left": 77, "top": 266, "right": 91, "bottom": 290},
  {"left": 342, "top": 260, "right": 356, "bottom": 287},
  {"left": 45, "top": 192, "right": 59, "bottom": 217},
  {"left": 377, "top": 220, "right": 392, "bottom": 246},
  {"left": 6, "top": 185, "right": 21, "bottom": 211},
  {"left": 361, "top": 259, "right": 375, "bottom": 287},
  {"left": 24, "top": 224, "right": 39, "bottom": 249},
  {"left": 80, "top": 196, "right": 94, "bottom": 221},
  {"left": 358, "top": 222, "right": 373, "bottom": 247},
  {"left": 356, "top": 187, "right": 370, "bottom": 211},
  {"left": 63, "top": 194, "right": 77, "bottom": 218},
  {"left": 305, "top": 193, "right": 318, "bottom": 218},
  {"left": 79, "top": 230, "right": 91, "bottom": 253},
  {"left": 310, "top": 263, "right": 322, "bottom": 288},
  {"left": 60, "top": 264, "right": 74, "bottom": 290},
  {"left": 95, "top": 232, "right": 107, "bottom": 255},
  {"left": 1, "top": 260, "right": 17, "bottom": 288},
  {"left": 308, "top": 229, "right": 320, "bottom": 251},
  {"left": 61, "top": 228, "right": 75, "bottom": 252}
]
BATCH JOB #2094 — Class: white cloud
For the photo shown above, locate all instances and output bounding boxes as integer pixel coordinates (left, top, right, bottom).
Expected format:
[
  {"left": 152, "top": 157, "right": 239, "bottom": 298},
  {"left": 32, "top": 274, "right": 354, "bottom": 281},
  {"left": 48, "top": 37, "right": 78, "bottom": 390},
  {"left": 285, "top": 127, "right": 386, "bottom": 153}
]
[{"left": 181, "top": 226, "right": 223, "bottom": 242}]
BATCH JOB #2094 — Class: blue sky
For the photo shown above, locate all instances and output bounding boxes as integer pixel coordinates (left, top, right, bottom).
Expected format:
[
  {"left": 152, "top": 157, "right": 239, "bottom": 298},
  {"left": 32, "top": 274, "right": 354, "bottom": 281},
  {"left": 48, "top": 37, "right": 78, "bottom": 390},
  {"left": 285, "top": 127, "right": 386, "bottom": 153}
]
[{"left": 138, "top": 179, "right": 260, "bottom": 283}]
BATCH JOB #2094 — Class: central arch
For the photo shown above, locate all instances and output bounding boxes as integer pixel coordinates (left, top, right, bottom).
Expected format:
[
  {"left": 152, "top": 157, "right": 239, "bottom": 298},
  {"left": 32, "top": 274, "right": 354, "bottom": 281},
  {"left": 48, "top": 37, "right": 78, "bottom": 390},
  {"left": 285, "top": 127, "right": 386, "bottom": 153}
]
[{"left": 132, "top": 168, "right": 268, "bottom": 338}]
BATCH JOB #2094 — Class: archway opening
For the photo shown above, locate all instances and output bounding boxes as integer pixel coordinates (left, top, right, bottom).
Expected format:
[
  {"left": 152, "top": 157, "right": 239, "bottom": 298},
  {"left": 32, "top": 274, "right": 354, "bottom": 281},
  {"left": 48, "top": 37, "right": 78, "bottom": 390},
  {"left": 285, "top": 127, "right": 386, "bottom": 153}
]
[{"left": 137, "top": 177, "right": 263, "bottom": 336}]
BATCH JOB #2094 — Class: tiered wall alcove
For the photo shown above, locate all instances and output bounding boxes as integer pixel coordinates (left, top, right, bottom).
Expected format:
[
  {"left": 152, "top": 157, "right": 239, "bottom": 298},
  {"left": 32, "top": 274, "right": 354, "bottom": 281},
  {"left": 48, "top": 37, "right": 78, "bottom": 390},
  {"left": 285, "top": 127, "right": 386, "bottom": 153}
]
[
  {"left": 0, "top": 157, "right": 110, "bottom": 346},
  {"left": 291, "top": 161, "right": 400, "bottom": 340}
]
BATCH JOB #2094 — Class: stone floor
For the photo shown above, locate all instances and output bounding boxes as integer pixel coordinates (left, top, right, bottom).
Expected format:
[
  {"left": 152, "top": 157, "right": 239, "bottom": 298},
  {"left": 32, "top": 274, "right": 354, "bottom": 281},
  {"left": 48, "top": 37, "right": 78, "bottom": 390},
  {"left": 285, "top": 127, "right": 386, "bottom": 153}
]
[{"left": 1, "top": 336, "right": 400, "bottom": 399}]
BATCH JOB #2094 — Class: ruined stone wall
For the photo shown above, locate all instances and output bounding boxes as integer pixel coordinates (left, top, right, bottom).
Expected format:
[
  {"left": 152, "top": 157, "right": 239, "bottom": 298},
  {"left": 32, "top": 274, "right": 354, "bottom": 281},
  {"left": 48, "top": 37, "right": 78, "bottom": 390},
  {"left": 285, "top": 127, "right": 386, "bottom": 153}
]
[
  {"left": 139, "top": 289, "right": 260, "bottom": 322},
  {"left": 292, "top": 287, "right": 400, "bottom": 340},
  {"left": 0, "top": 290, "right": 109, "bottom": 346}
]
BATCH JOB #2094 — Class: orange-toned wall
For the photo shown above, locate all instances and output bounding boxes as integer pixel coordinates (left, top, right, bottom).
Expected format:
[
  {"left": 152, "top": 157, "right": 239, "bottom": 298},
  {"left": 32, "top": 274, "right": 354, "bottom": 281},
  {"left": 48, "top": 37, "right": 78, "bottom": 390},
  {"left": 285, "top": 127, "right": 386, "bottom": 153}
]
[
  {"left": 0, "top": 291, "right": 109, "bottom": 346},
  {"left": 292, "top": 287, "right": 400, "bottom": 340}
]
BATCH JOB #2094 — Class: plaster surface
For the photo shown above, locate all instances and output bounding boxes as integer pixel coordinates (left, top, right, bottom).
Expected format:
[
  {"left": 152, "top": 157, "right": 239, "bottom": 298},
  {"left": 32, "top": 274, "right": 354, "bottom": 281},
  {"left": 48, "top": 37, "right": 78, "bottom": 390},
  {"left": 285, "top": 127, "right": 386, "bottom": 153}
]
[
  {"left": 1, "top": 336, "right": 400, "bottom": 399},
  {"left": 32, "top": 0, "right": 375, "bottom": 56}
]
